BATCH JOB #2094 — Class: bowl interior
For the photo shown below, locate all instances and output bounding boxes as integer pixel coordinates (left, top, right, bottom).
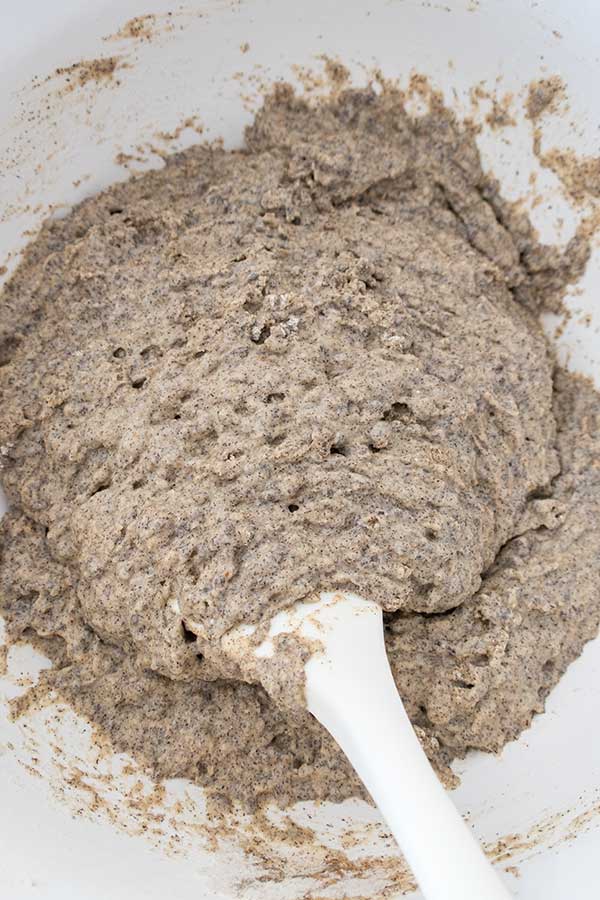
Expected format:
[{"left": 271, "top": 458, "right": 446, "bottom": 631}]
[{"left": 1, "top": 2, "right": 600, "bottom": 898}]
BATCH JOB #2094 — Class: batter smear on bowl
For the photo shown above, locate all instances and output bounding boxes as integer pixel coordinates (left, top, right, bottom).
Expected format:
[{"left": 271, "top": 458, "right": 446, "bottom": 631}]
[{"left": 1, "top": 83, "right": 599, "bottom": 810}]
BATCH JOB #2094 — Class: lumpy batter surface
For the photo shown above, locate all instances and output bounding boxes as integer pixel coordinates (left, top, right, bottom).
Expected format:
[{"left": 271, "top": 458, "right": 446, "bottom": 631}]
[{"left": 1, "top": 84, "right": 599, "bottom": 809}]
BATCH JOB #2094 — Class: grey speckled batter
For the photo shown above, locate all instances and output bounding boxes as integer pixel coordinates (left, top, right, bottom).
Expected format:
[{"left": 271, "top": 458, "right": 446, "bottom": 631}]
[{"left": 1, "top": 83, "right": 599, "bottom": 809}]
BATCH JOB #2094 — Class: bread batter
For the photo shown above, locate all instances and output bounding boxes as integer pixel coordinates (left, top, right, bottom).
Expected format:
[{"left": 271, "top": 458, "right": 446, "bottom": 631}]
[{"left": 1, "top": 84, "right": 599, "bottom": 809}]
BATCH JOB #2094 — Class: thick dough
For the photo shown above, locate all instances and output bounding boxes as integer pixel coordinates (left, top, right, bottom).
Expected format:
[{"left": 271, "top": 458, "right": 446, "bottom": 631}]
[{"left": 1, "top": 85, "right": 599, "bottom": 809}]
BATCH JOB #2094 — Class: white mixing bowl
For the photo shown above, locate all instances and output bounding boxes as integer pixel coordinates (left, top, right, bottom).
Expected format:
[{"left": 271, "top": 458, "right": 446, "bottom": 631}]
[{"left": 1, "top": 2, "right": 599, "bottom": 898}]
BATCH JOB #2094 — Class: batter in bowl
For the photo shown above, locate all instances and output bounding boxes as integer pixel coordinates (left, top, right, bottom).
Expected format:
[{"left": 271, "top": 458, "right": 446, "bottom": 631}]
[{"left": 1, "top": 83, "right": 599, "bottom": 809}]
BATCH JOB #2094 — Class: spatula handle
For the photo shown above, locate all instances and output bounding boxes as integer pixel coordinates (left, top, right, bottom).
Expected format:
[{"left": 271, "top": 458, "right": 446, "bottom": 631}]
[{"left": 305, "top": 595, "right": 511, "bottom": 900}]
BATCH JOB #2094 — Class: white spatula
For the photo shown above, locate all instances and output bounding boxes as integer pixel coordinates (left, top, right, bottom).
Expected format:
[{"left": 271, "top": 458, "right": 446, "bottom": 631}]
[{"left": 222, "top": 591, "right": 511, "bottom": 900}]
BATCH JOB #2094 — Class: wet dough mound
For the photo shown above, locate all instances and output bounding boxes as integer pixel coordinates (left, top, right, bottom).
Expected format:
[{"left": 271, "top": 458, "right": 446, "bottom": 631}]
[{"left": 1, "top": 85, "right": 599, "bottom": 808}]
